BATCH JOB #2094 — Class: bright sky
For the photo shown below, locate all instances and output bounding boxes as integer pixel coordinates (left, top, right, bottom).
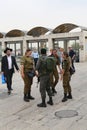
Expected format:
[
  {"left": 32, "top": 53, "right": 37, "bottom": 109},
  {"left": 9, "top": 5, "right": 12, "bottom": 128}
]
[{"left": 0, "top": 0, "right": 87, "bottom": 32}]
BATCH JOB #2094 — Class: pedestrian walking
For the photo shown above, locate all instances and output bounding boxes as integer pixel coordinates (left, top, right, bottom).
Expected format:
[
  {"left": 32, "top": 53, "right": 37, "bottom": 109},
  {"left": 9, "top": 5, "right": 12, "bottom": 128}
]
[
  {"left": 32, "top": 49, "right": 39, "bottom": 67},
  {"left": 1, "top": 47, "right": 19, "bottom": 94}
]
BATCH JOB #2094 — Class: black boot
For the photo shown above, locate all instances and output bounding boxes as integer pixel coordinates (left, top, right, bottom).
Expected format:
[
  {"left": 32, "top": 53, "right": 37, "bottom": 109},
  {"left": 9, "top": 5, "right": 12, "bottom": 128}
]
[
  {"left": 24, "top": 94, "right": 29, "bottom": 102},
  {"left": 67, "top": 92, "right": 72, "bottom": 99},
  {"left": 51, "top": 88, "right": 54, "bottom": 96},
  {"left": 52, "top": 88, "right": 57, "bottom": 94},
  {"left": 37, "top": 99, "right": 46, "bottom": 107},
  {"left": 47, "top": 97, "right": 53, "bottom": 105},
  {"left": 62, "top": 93, "right": 67, "bottom": 102},
  {"left": 28, "top": 91, "right": 35, "bottom": 100}
]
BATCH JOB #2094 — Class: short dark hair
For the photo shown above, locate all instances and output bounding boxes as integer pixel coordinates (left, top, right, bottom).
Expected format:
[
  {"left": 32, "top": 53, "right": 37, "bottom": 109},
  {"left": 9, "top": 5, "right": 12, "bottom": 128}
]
[
  {"left": 63, "top": 51, "right": 69, "bottom": 57},
  {"left": 41, "top": 48, "right": 46, "bottom": 54},
  {"left": 25, "top": 48, "right": 32, "bottom": 54}
]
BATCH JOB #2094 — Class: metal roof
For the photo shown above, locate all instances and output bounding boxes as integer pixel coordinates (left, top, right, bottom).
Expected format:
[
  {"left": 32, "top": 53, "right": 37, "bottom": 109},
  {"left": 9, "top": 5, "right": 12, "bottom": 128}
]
[
  {"left": 1, "top": 23, "right": 87, "bottom": 38},
  {"left": 0, "top": 32, "right": 4, "bottom": 38},
  {"left": 5, "top": 29, "right": 25, "bottom": 37},
  {"left": 52, "top": 23, "right": 78, "bottom": 33},
  {"left": 27, "top": 26, "right": 50, "bottom": 37}
]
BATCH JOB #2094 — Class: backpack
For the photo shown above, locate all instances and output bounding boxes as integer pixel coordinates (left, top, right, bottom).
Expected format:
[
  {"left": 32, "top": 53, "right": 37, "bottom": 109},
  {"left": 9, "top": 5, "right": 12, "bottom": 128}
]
[
  {"left": 46, "top": 57, "right": 56, "bottom": 73},
  {"left": 39, "top": 56, "right": 47, "bottom": 75},
  {"left": 39, "top": 56, "right": 56, "bottom": 75}
]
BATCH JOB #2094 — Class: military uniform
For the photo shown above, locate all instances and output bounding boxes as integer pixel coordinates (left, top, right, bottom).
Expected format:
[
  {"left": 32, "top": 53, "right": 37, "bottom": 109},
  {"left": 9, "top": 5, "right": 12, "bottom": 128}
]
[
  {"left": 50, "top": 54, "right": 60, "bottom": 93},
  {"left": 62, "top": 57, "right": 72, "bottom": 102},
  {"left": 20, "top": 55, "right": 35, "bottom": 101},
  {"left": 36, "top": 55, "right": 53, "bottom": 107}
]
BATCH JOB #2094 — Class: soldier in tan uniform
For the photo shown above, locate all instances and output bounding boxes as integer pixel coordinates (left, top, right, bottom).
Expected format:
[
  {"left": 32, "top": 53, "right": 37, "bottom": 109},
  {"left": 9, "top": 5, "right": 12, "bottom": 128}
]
[
  {"left": 61, "top": 52, "right": 72, "bottom": 102},
  {"left": 20, "top": 49, "right": 35, "bottom": 102},
  {"left": 49, "top": 49, "right": 61, "bottom": 95}
]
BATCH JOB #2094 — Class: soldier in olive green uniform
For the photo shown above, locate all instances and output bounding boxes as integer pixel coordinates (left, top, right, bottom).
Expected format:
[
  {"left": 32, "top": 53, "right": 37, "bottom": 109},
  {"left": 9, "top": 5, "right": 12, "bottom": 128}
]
[
  {"left": 49, "top": 49, "right": 61, "bottom": 95},
  {"left": 20, "top": 49, "right": 35, "bottom": 102},
  {"left": 61, "top": 52, "right": 72, "bottom": 102},
  {"left": 35, "top": 48, "right": 53, "bottom": 107}
]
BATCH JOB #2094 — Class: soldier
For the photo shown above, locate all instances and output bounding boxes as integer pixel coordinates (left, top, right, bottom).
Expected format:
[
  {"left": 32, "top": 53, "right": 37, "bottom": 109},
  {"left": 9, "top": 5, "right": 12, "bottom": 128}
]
[
  {"left": 61, "top": 52, "right": 72, "bottom": 102},
  {"left": 49, "top": 49, "right": 62, "bottom": 95},
  {"left": 35, "top": 48, "right": 53, "bottom": 107},
  {"left": 20, "top": 49, "right": 35, "bottom": 102},
  {"left": 68, "top": 46, "right": 76, "bottom": 72}
]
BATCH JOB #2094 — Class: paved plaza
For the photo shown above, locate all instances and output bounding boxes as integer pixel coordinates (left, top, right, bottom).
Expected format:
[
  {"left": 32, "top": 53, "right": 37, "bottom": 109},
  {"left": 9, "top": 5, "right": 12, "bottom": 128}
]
[{"left": 0, "top": 62, "right": 87, "bottom": 130}]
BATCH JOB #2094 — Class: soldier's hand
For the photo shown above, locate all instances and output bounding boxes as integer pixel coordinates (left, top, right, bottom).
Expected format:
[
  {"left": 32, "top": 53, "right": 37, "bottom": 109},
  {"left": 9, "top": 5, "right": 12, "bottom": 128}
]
[
  {"left": 35, "top": 70, "right": 39, "bottom": 77},
  {"left": 60, "top": 74, "right": 63, "bottom": 81},
  {"left": 21, "top": 73, "right": 25, "bottom": 79}
]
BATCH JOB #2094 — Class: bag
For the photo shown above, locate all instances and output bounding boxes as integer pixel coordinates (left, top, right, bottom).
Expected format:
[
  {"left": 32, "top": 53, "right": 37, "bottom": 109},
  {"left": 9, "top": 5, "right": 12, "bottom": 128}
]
[
  {"left": 27, "top": 70, "right": 35, "bottom": 78},
  {"left": 1, "top": 74, "right": 6, "bottom": 84},
  {"left": 46, "top": 57, "right": 56, "bottom": 73},
  {"left": 69, "top": 67, "right": 75, "bottom": 75},
  {"left": 39, "top": 56, "right": 56, "bottom": 75}
]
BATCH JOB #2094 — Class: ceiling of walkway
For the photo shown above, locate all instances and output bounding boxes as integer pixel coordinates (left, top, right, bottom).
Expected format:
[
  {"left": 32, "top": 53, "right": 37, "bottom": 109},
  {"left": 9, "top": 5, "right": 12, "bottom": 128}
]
[
  {"left": 5, "top": 29, "right": 25, "bottom": 37},
  {"left": 1, "top": 23, "right": 87, "bottom": 39},
  {"left": 52, "top": 23, "right": 78, "bottom": 33},
  {"left": 27, "top": 27, "right": 50, "bottom": 37}
]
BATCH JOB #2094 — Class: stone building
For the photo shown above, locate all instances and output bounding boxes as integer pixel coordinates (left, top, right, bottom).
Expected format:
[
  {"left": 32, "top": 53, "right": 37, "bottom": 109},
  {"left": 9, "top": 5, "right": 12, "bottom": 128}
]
[{"left": 0, "top": 23, "right": 87, "bottom": 62}]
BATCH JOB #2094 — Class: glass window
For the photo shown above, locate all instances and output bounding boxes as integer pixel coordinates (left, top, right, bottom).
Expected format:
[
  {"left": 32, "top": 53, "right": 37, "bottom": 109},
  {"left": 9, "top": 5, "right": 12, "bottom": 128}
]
[
  {"left": 16, "top": 43, "right": 22, "bottom": 56},
  {"left": 27, "top": 41, "right": 48, "bottom": 54},
  {"left": 53, "top": 40, "right": 64, "bottom": 49},
  {"left": 7, "top": 43, "right": 15, "bottom": 56},
  {"left": 6, "top": 42, "right": 23, "bottom": 57}
]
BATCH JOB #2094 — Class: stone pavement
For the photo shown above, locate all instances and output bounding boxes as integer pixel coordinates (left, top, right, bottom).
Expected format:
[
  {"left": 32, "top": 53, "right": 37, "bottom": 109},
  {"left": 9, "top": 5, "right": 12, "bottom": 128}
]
[{"left": 0, "top": 62, "right": 87, "bottom": 130}]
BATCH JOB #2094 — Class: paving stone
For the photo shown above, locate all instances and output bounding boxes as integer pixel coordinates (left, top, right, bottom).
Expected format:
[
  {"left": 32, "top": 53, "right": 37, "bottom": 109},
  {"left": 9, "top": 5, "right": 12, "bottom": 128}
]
[{"left": 0, "top": 62, "right": 87, "bottom": 130}]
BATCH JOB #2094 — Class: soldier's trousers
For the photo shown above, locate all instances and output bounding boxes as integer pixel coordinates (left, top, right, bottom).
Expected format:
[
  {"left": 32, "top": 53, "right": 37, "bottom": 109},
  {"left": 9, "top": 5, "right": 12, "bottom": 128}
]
[
  {"left": 40, "top": 75, "right": 52, "bottom": 100},
  {"left": 23, "top": 72, "right": 33, "bottom": 95},
  {"left": 63, "top": 74, "right": 71, "bottom": 94},
  {"left": 50, "top": 67, "right": 59, "bottom": 88}
]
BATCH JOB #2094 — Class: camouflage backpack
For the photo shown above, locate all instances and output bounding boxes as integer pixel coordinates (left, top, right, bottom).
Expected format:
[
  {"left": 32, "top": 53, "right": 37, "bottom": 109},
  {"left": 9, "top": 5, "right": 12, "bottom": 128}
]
[
  {"left": 46, "top": 57, "right": 56, "bottom": 73},
  {"left": 40, "top": 56, "right": 56, "bottom": 74}
]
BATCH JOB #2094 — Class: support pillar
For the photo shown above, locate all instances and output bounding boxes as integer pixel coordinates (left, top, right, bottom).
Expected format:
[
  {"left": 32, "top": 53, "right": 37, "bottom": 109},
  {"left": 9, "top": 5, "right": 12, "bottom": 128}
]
[
  {"left": 64, "top": 40, "right": 68, "bottom": 51},
  {"left": 23, "top": 38, "right": 27, "bottom": 55},
  {"left": 1, "top": 40, "right": 6, "bottom": 56},
  {"left": 48, "top": 38, "right": 53, "bottom": 50},
  {"left": 79, "top": 32, "right": 85, "bottom": 62}
]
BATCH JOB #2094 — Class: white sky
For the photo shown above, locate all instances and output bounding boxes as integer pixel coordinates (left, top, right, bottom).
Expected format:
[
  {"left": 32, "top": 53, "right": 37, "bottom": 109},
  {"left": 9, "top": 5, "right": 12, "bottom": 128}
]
[{"left": 0, "top": 0, "right": 87, "bottom": 32}]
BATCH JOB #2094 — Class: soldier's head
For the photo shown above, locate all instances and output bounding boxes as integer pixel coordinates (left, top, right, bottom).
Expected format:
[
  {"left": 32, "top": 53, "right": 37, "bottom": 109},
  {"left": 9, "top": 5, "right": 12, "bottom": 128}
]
[
  {"left": 52, "top": 49, "right": 57, "bottom": 55},
  {"left": 50, "top": 49, "right": 53, "bottom": 54},
  {"left": 52, "top": 49, "right": 58, "bottom": 58},
  {"left": 62, "top": 51, "right": 69, "bottom": 59},
  {"left": 25, "top": 48, "right": 32, "bottom": 56},
  {"left": 41, "top": 48, "right": 46, "bottom": 55}
]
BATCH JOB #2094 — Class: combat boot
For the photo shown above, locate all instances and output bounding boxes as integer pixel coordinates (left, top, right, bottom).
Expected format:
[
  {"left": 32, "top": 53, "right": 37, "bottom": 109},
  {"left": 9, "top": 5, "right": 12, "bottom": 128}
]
[
  {"left": 28, "top": 91, "right": 35, "bottom": 100},
  {"left": 67, "top": 92, "right": 72, "bottom": 99},
  {"left": 47, "top": 97, "right": 53, "bottom": 105},
  {"left": 24, "top": 94, "right": 29, "bottom": 102},
  {"left": 62, "top": 93, "right": 67, "bottom": 102},
  {"left": 52, "top": 88, "right": 57, "bottom": 93},
  {"left": 37, "top": 99, "right": 47, "bottom": 107}
]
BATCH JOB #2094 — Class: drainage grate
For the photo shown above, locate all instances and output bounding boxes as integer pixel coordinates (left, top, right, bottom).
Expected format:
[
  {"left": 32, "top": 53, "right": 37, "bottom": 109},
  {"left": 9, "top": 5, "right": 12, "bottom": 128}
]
[{"left": 55, "top": 110, "right": 78, "bottom": 118}]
